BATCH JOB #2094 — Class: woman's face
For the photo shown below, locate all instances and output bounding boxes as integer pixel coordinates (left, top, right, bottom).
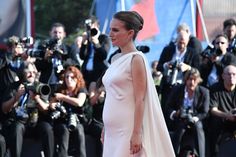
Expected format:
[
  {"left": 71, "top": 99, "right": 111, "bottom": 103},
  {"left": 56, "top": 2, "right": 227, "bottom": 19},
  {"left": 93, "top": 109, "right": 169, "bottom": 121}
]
[
  {"left": 109, "top": 18, "right": 132, "bottom": 47},
  {"left": 65, "top": 71, "right": 77, "bottom": 90},
  {"left": 0, "top": 0, "right": 20, "bottom": 35}
]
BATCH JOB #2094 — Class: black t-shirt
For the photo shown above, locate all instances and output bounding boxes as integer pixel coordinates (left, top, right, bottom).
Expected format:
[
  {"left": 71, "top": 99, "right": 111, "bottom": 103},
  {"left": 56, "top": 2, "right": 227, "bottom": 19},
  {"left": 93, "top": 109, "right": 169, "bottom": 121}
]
[{"left": 210, "top": 82, "right": 236, "bottom": 113}]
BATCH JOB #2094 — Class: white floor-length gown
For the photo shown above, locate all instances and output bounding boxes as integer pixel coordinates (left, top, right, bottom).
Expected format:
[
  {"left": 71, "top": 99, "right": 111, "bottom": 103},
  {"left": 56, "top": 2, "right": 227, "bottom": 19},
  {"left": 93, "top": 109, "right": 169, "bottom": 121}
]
[{"left": 102, "top": 51, "right": 175, "bottom": 157}]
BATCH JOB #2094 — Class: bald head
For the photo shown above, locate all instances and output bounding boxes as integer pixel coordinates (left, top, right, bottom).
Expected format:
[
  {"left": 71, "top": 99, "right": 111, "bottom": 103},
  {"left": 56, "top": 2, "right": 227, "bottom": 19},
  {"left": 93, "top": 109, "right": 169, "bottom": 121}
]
[
  {"left": 223, "top": 65, "right": 236, "bottom": 73},
  {"left": 222, "top": 65, "right": 236, "bottom": 90}
]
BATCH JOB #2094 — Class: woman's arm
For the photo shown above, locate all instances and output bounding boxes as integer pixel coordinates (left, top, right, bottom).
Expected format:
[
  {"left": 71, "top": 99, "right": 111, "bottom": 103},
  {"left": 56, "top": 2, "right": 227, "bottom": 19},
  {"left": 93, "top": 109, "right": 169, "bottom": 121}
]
[
  {"left": 130, "top": 54, "right": 147, "bottom": 154},
  {"left": 54, "top": 92, "right": 87, "bottom": 107}
]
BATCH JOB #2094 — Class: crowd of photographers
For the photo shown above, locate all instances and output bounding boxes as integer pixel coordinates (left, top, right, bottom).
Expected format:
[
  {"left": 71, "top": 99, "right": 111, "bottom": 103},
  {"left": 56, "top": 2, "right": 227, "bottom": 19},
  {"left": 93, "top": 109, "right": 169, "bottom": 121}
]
[
  {"left": 155, "top": 18, "right": 236, "bottom": 157},
  {"left": 0, "top": 15, "right": 236, "bottom": 157},
  {"left": 0, "top": 16, "right": 107, "bottom": 157}
]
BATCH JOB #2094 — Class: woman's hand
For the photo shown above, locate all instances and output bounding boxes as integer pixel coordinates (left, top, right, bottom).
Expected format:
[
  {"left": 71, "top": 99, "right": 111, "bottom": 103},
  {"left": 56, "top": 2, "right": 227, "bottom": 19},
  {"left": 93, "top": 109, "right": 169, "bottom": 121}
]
[
  {"left": 100, "top": 127, "right": 105, "bottom": 144},
  {"left": 130, "top": 132, "right": 142, "bottom": 154},
  {"left": 54, "top": 93, "right": 66, "bottom": 101}
]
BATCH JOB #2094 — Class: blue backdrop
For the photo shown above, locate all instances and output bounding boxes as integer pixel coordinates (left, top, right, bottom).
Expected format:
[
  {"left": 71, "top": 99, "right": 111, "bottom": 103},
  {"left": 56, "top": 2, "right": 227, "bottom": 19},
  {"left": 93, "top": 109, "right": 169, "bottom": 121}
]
[{"left": 96, "top": 0, "right": 197, "bottom": 65}]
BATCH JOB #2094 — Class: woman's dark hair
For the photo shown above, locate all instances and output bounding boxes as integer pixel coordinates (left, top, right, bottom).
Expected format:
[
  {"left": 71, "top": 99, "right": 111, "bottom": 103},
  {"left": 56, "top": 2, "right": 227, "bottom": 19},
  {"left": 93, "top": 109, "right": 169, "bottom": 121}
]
[{"left": 113, "top": 11, "right": 144, "bottom": 40}]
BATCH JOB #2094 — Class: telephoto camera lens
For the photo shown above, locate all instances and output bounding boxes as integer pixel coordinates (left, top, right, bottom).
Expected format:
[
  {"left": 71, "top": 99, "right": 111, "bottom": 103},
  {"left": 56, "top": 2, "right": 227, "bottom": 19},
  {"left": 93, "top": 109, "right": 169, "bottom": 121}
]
[{"left": 68, "top": 113, "right": 78, "bottom": 131}]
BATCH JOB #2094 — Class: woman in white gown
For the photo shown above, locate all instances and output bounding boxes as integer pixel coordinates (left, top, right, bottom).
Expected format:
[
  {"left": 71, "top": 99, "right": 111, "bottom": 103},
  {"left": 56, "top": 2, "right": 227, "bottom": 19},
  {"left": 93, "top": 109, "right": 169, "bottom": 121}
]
[{"left": 102, "top": 11, "right": 175, "bottom": 157}]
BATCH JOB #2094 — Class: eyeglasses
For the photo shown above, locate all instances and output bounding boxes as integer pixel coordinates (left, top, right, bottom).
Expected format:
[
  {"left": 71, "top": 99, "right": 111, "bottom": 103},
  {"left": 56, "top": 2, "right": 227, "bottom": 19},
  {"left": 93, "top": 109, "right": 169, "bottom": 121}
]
[{"left": 215, "top": 41, "right": 226, "bottom": 45}]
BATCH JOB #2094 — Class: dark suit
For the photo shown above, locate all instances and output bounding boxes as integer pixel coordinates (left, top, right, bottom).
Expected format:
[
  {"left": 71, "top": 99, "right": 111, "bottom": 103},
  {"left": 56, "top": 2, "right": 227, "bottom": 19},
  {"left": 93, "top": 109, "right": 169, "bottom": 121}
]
[
  {"left": 200, "top": 52, "right": 236, "bottom": 87},
  {"left": 80, "top": 34, "right": 110, "bottom": 88},
  {"left": 157, "top": 43, "right": 201, "bottom": 115},
  {"left": 188, "top": 36, "right": 203, "bottom": 54},
  {"left": 166, "top": 84, "right": 209, "bottom": 157},
  {"left": 35, "top": 42, "right": 71, "bottom": 84}
]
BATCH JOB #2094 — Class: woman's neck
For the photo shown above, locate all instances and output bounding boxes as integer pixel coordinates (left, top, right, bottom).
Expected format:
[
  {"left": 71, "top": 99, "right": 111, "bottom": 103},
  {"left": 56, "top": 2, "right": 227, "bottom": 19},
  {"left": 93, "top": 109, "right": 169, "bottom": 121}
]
[
  {"left": 120, "top": 43, "right": 136, "bottom": 54},
  {"left": 66, "top": 87, "right": 75, "bottom": 95}
]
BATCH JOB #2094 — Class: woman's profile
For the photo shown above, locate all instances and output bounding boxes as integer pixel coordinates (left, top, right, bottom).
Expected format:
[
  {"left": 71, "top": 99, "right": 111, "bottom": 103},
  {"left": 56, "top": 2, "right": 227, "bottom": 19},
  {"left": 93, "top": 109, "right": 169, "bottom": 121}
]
[{"left": 101, "top": 11, "right": 175, "bottom": 157}]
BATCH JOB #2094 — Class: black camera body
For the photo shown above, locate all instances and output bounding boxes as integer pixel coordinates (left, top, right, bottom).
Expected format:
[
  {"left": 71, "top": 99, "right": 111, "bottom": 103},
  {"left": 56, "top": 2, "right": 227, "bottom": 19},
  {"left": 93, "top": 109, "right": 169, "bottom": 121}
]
[
  {"left": 180, "top": 107, "right": 194, "bottom": 127},
  {"left": 166, "top": 60, "right": 180, "bottom": 86},
  {"left": 50, "top": 103, "right": 67, "bottom": 120},
  {"left": 84, "top": 19, "right": 98, "bottom": 37},
  {"left": 50, "top": 104, "right": 79, "bottom": 131},
  {"left": 201, "top": 45, "right": 223, "bottom": 59},
  {"left": 68, "top": 112, "right": 79, "bottom": 131},
  {"left": 27, "top": 38, "right": 64, "bottom": 59}
]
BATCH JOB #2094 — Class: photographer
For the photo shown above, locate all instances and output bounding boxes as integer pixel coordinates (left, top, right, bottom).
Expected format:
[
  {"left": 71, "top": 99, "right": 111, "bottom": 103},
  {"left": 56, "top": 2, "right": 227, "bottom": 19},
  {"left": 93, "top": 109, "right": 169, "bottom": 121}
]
[
  {"left": 166, "top": 68, "right": 209, "bottom": 157},
  {"left": 208, "top": 65, "right": 236, "bottom": 157},
  {"left": 223, "top": 18, "right": 236, "bottom": 56},
  {"left": 35, "top": 23, "right": 80, "bottom": 88},
  {"left": 0, "top": 36, "right": 31, "bottom": 97},
  {"left": 51, "top": 66, "right": 86, "bottom": 157},
  {"left": 157, "top": 30, "right": 201, "bottom": 117},
  {"left": 0, "top": 61, "right": 54, "bottom": 157},
  {"left": 80, "top": 16, "right": 110, "bottom": 88},
  {"left": 200, "top": 33, "right": 236, "bottom": 87}
]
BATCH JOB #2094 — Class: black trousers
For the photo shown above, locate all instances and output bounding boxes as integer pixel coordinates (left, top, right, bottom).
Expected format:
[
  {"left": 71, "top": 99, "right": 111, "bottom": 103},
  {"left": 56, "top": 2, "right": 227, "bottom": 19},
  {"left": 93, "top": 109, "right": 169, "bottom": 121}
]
[
  {"left": 3, "top": 120, "right": 54, "bottom": 157},
  {"left": 172, "top": 121, "right": 205, "bottom": 157},
  {"left": 0, "top": 134, "right": 6, "bottom": 157},
  {"left": 54, "top": 122, "right": 86, "bottom": 157},
  {"left": 37, "top": 121, "right": 54, "bottom": 157},
  {"left": 84, "top": 118, "right": 104, "bottom": 157}
]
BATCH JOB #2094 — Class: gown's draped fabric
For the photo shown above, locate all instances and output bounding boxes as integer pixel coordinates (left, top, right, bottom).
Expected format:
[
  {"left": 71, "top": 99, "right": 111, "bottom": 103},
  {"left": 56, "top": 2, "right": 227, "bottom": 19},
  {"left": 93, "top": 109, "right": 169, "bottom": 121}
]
[{"left": 102, "top": 51, "right": 175, "bottom": 157}]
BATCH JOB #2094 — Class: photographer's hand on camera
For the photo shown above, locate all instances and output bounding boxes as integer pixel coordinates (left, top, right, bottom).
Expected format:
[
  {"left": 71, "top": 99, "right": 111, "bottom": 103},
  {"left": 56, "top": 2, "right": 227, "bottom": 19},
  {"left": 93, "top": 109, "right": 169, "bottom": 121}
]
[
  {"left": 54, "top": 93, "right": 67, "bottom": 101},
  {"left": 224, "top": 112, "right": 236, "bottom": 122},
  {"left": 91, "top": 29, "right": 101, "bottom": 47},
  {"left": 179, "top": 62, "right": 191, "bottom": 72},
  {"left": 82, "top": 32, "right": 88, "bottom": 45},
  {"left": 192, "top": 116, "right": 199, "bottom": 123},
  {"left": 44, "top": 48, "right": 54, "bottom": 60}
]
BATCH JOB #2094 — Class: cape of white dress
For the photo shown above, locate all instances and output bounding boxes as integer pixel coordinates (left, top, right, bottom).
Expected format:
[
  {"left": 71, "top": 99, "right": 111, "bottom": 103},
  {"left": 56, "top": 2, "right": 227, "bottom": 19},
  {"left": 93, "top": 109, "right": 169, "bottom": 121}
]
[{"left": 116, "top": 51, "right": 175, "bottom": 157}]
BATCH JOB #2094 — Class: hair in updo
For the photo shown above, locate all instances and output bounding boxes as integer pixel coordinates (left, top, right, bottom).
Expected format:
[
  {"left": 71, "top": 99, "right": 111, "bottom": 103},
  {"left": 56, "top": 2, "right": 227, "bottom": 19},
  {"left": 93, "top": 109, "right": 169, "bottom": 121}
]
[{"left": 113, "top": 11, "right": 144, "bottom": 40}]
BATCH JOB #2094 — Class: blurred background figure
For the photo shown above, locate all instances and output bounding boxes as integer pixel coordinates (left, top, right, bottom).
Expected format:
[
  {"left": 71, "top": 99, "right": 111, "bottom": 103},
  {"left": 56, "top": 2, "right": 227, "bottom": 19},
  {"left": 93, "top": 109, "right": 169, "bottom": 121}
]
[
  {"left": 0, "top": 36, "right": 31, "bottom": 96},
  {"left": 70, "top": 35, "right": 84, "bottom": 68},
  {"left": 151, "top": 60, "right": 162, "bottom": 94},
  {"left": 223, "top": 18, "right": 236, "bottom": 56},
  {"left": 79, "top": 16, "right": 110, "bottom": 88},
  {"left": 200, "top": 33, "right": 236, "bottom": 87}
]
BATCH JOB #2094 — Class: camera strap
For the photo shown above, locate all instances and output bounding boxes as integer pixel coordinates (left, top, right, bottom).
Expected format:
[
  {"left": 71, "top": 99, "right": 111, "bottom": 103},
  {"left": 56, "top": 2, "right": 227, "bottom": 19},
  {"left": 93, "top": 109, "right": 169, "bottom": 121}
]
[{"left": 19, "top": 92, "right": 29, "bottom": 108}]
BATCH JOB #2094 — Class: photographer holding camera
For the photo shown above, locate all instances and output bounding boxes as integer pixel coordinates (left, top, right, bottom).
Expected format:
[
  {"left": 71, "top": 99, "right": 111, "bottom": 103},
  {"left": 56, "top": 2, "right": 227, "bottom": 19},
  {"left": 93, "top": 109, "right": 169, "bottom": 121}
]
[
  {"left": 207, "top": 65, "right": 236, "bottom": 157},
  {"left": 157, "top": 30, "right": 201, "bottom": 117},
  {"left": 200, "top": 33, "right": 236, "bottom": 87},
  {"left": 80, "top": 16, "right": 110, "bottom": 88},
  {"left": 0, "top": 36, "right": 32, "bottom": 97},
  {"left": 0, "top": 61, "right": 54, "bottom": 157},
  {"left": 50, "top": 66, "right": 86, "bottom": 157},
  {"left": 166, "top": 68, "right": 209, "bottom": 157},
  {"left": 35, "top": 23, "right": 80, "bottom": 89},
  {"left": 223, "top": 18, "right": 236, "bottom": 56}
]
